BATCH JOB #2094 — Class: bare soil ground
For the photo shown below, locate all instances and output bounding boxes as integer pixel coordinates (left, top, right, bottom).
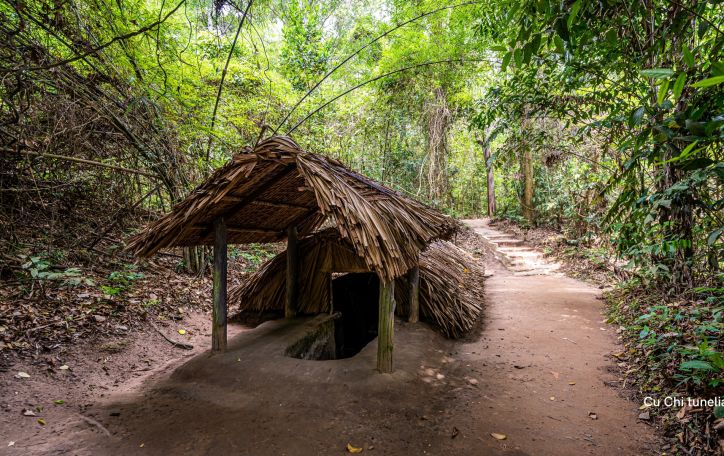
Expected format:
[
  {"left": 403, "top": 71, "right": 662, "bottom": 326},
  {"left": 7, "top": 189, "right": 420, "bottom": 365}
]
[{"left": 0, "top": 220, "right": 661, "bottom": 455}]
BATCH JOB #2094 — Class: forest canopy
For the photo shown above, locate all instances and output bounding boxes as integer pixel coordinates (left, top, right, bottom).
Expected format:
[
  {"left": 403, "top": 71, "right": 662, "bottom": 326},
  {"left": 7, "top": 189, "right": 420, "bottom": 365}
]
[{"left": 1, "top": 0, "right": 722, "bottom": 285}]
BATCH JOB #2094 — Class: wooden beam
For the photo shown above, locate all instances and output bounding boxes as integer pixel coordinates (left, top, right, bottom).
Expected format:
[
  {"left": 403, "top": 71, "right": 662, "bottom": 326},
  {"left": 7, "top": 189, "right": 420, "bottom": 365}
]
[
  {"left": 252, "top": 199, "right": 315, "bottom": 210},
  {"left": 408, "top": 266, "right": 420, "bottom": 323},
  {"left": 192, "top": 225, "right": 281, "bottom": 236},
  {"left": 212, "top": 218, "right": 228, "bottom": 351},
  {"left": 285, "top": 226, "right": 299, "bottom": 318},
  {"left": 377, "top": 278, "right": 395, "bottom": 373},
  {"left": 227, "top": 227, "right": 282, "bottom": 236}
]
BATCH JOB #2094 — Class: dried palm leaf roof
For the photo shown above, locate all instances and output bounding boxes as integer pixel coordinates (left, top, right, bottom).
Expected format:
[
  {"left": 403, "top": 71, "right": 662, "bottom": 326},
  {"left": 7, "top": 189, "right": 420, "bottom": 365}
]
[
  {"left": 127, "top": 136, "right": 458, "bottom": 280},
  {"left": 230, "top": 230, "right": 484, "bottom": 338}
]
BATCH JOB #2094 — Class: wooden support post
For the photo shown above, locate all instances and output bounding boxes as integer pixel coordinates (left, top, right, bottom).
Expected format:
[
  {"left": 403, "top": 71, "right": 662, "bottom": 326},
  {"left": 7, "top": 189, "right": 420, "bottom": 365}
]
[
  {"left": 408, "top": 266, "right": 420, "bottom": 323},
  {"left": 212, "top": 218, "right": 228, "bottom": 351},
  {"left": 377, "top": 279, "right": 395, "bottom": 373},
  {"left": 328, "top": 272, "right": 334, "bottom": 315},
  {"left": 285, "top": 226, "right": 299, "bottom": 318}
]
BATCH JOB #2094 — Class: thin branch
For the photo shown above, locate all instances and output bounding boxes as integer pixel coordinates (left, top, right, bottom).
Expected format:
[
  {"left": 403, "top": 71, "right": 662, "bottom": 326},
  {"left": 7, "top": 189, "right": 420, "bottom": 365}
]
[
  {"left": 668, "top": 0, "right": 723, "bottom": 36},
  {"left": 7, "top": 0, "right": 186, "bottom": 73},
  {"left": 287, "top": 58, "right": 490, "bottom": 135},
  {"left": 205, "top": 0, "right": 254, "bottom": 163},
  {"left": 275, "top": 0, "right": 484, "bottom": 134},
  {"left": 3, "top": 148, "right": 158, "bottom": 179}
]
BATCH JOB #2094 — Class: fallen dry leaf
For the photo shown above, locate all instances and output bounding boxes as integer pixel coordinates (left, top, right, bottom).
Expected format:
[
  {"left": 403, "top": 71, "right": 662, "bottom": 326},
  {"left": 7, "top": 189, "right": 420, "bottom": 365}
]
[
  {"left": 490, "top": 433, "right": 507, "bottom": 440},
  {"left": 16, "top": 372, "right": 30, "bottom": 379},
  {"left": 22, "top": 409, "right": 36, "bottom": 417},
  {"left": 676, "top": 406, "right": 688, "bottom": 420},
  {"left": 59, "top": 365, "right": 69, "bottom": 370},
  {"left": 346, "top": 443, "right": 363, "bottom": 453},
  {"left": 568, "top": 381, "right": 576, "bottom": 385}
]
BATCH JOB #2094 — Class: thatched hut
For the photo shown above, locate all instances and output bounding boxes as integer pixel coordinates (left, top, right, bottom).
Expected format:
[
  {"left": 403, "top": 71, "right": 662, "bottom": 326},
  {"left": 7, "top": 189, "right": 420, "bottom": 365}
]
[
  {"left": 230, "top": 229, "right": 484, "bottom": 339},
  {"left": 127, "top": 136, "right": 458, "bottom": 372}
]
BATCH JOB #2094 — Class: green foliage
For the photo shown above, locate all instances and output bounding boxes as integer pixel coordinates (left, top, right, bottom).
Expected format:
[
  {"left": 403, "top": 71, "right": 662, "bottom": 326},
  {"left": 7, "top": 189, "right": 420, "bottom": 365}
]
[
  {"left": 102, "top": 265, "right": 145, "bottom": 296},
  {"left": 473, "top": 0, "right": 723, "bottom": 287},
  {"left": 18, "top": 255, "right": 95, "bottom": 287},
  {"left": 280, "top": 0, "right": 334, "bottom": 91},
  {"left": 609, "top": 285, "right": 724, "bottom": 391},
  {"left": 230, "top": 244, "right": 277, "bottom": 272}
]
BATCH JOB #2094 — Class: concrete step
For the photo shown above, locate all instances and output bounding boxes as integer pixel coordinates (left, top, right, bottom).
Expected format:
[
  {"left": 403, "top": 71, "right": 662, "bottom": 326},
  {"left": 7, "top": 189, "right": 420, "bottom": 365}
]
[
  {"left": 503, "top": 250, "right": 542, "bottom": 258},
  {"left": 492, "top": 239, "right": 526, "bottom": 247}
]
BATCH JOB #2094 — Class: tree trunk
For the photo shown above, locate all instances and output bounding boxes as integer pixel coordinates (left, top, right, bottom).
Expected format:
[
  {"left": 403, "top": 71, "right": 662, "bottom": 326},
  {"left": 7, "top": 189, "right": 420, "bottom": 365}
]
[
  {"left": 477, "top": 138, "right": 496, "bottom": 216},
  {"left": 426, "top": 87, "right": 451, "bottom": 206},
  {"left": 521, "top": 144, "right": 535, "bottom": 223}
]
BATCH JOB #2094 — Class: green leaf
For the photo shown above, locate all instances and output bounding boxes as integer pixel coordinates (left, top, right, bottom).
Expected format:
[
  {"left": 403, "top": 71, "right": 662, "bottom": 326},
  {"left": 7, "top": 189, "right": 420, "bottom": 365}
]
[
  {"left": 712, "top": 62, "right": 724, "bottom": 76},
  {"left": 522, "top": 41, "right": 533, "bottom": 64},
  {"left": 630, "top": 106, "right": 645, "bottom": 126},
  {"left": 691, "top": 75, "right": 724, "bottom": 88},
  {"left": 682, "top": 46, "right": 695, "bottom": 67},
  {"left": 554, "top": 17, "right": 570, "bottom": 41},
  {"left": 513, "top": 48, "right": 523, "bottom": 67},
  {"left": 501, "top": 52, "right": 512, "bottom": 71},
  {"left": 708, "top": 228, "right": 723, "bottom": 246},
  {"left": 715, "top": 406, "right": 724, "bottom": 419},
  {"left": 554, "top": 35, "right": 565, "bottom": 54},
  {"left": 657, "top": 79, "right": 670, "bottom": 106},
  {"left": 530, "top": 33, "right": 542, "bottom": 55},
  {"left": 680, "top": 360, "right": 715, "bottom": 371},
  {"left": 567, "top": 0, "right": 582, "bottom": 29},
  {"left": 605, "top": 28, "right": 617, "bottom": 45},
  {"left": 641, "top": 68, "right": 674, "bottom": 79},
  {"left": 672, "top": 73, "right": 686, "bottom": 101},
  {"left": 680, "top": 157, "right": 714, "bottom": 171}
]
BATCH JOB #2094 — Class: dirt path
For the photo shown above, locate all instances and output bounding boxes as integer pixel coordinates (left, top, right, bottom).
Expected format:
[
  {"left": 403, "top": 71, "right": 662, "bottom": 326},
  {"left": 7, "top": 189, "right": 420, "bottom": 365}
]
[
  {"left": 444, "top": 219, "right": 659, "bottom": 454},
  {"left": 1, "top": 220, "right": 661, "bottom": 455}
]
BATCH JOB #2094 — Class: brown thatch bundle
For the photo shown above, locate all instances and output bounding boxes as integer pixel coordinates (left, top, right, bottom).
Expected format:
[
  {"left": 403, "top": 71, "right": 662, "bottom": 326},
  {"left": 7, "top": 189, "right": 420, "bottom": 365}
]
[
  {"left": 229, "top": 229, "right": 367, "bottom": 314},
  {"left": 396, "top": 241, "right": 485, "bottom": 338},
  {"left": 127, "top": 136, "right": 458, "bottom": 281},
  {"left": 230, "top": 232, "right": 484, "bottom": 339}
]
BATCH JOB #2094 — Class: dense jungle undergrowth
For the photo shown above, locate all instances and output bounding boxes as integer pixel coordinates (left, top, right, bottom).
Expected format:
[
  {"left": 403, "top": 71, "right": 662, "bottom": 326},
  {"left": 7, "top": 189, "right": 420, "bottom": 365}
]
[{"left": 0, "top": 0, "right": 722, "bottom": 453}]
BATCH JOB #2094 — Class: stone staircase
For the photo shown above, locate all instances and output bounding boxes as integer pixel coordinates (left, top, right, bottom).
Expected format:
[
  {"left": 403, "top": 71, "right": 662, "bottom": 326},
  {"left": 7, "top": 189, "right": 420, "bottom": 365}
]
[{"left": 470, "top": 224, "right": 561, "bottom": 276}]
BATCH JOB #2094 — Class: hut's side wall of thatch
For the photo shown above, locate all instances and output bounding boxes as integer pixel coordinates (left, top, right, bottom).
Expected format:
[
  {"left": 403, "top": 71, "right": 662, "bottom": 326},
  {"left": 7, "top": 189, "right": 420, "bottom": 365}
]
[
  {"left": 229, "top": 229, "right": 368, "bottom": 314},
  {"left": 394, "top": 241, "right": 484, "bottom": 338},
  {"left": 231, "top": 234, "right": 484, "bottom": 339}
]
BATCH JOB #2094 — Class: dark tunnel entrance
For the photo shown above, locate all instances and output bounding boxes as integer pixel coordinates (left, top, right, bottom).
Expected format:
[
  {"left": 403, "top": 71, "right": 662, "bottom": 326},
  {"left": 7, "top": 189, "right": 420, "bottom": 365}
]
[
  {"left": 284, "top": 272, "right": 380, "bottom": 361},
  {"left": 332, "top": 272, "right": 380, "bottom": 358}
]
